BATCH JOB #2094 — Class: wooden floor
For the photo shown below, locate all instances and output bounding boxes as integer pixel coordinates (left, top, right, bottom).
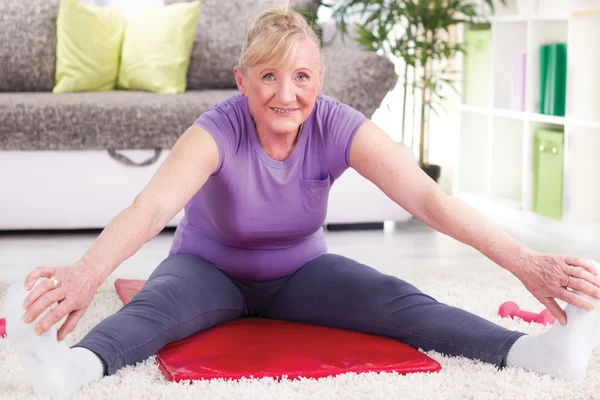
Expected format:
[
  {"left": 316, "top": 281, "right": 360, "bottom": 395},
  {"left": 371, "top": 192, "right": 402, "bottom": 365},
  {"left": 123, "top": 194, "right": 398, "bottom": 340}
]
[{"left": 1, "top": 218, "right": 598, "bottom": 285}]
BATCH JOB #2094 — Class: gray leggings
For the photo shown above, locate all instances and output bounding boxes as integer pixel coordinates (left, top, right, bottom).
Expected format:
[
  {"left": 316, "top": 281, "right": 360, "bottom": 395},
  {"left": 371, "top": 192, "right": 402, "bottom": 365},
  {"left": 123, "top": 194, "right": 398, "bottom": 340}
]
[{"left": 76, "top": 253, "right": 525, "bottom": 375}]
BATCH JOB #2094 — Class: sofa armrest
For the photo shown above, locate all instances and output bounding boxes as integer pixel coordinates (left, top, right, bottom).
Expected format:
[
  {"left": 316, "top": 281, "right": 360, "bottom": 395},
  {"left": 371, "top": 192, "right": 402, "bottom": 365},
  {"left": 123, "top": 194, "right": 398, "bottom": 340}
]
[{"left": 321, "top": 46, "right": 397, "bottom": 118}]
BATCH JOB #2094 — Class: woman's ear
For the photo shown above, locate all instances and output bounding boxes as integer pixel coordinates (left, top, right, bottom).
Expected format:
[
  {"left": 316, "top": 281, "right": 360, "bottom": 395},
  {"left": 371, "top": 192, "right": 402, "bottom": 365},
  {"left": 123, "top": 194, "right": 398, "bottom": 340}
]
[{"left": 233, "top": 66, "right": 246, "bottom": 96}]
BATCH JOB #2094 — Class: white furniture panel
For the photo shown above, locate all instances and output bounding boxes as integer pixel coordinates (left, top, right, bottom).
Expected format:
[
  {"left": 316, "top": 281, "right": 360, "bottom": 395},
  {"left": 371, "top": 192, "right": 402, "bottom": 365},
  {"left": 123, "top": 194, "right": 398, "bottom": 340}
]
[
  {"left": 454, "top": 0, "right": 600, "bottom": 244},
  {"left": 0, "top": 150, "right": 412, "bottom": 230}
]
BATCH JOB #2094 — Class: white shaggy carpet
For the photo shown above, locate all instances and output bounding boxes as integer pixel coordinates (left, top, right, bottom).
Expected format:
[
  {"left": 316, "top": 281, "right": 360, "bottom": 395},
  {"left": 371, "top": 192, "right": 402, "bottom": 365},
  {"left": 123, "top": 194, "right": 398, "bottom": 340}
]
[{"left": 1, "top": 262, "right": 600, "bottom": 400}]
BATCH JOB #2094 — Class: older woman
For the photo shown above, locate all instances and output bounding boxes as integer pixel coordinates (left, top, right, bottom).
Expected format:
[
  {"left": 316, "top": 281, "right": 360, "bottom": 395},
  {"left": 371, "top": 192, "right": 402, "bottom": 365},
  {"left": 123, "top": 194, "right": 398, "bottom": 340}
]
[{"left": 5, "top": 6, "right": 600, "bottom": 399}]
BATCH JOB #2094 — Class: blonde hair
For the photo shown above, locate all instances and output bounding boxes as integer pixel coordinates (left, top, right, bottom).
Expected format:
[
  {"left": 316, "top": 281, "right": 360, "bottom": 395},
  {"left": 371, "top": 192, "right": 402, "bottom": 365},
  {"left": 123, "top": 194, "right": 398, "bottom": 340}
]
[{"left": 238, "top": 4, "right": 323, "bottom": 75}]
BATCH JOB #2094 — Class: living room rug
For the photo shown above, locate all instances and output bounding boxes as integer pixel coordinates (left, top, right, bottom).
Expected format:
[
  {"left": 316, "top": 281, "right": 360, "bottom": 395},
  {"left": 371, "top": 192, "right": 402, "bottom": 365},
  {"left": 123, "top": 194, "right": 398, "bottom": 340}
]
[{"left": 1, "top": 261, "right": 600, "bottom": 400}]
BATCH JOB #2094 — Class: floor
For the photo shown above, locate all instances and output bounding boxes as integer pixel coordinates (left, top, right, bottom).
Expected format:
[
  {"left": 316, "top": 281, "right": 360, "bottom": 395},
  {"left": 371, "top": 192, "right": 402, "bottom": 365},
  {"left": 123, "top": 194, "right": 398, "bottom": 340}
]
[{"left": 1, "top": 218, "right": 598, "bottom": 285}]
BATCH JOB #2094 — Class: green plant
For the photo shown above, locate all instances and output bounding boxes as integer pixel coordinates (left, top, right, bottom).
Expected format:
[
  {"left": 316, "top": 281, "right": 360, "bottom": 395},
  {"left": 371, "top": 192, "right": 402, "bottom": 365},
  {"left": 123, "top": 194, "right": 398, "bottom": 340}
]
[
  {"left": 323, "top": 0, "right": 505, "bottom": 168},
  {"left": 292, "top": 2, "right": 325, "bottom": 46}
]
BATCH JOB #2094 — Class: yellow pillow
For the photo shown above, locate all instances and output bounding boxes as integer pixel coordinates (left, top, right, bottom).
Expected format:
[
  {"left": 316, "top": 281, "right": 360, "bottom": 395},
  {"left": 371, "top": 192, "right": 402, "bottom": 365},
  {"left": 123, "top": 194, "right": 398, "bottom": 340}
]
[
  {"left": 53, "top": 0, "right": 126, "bottom": 93},
  {"left": 117, "top": 1, "right": 200, "bottom": 94}
]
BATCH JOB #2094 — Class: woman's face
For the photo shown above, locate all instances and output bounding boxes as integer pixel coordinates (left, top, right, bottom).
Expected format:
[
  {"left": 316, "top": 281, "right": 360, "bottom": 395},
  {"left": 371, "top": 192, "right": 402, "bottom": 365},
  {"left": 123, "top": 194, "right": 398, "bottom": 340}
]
[{"left": 234, "top": 37, "right": 323, "bottom": 137}]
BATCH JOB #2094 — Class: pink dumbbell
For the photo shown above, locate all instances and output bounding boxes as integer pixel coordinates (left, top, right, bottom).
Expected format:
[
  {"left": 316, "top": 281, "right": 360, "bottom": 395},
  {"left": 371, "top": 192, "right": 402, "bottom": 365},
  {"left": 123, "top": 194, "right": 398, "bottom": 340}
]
[{"left": 498, "top": 301, "right": 556, "bottom": 325}]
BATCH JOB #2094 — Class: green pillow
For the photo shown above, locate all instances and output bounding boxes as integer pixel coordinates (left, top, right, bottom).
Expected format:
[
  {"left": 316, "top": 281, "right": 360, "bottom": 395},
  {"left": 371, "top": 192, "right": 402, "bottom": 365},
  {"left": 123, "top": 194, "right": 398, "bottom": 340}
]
[
  {"left": 117, "top": 1, "right": 200, "bottom": 94},
  {"left": 53, "top": 0, "right": 126, "bottom": 93}
]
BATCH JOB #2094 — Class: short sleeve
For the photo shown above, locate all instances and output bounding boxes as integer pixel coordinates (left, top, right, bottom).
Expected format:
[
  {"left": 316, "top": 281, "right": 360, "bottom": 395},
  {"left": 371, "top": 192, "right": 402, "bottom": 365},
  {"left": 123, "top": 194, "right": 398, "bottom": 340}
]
[
  {"left": 321, "top": 96, "right": 367, "bottom": 180},
  {"left": 192, "top": 98, "right": 242, "bottom": 175}
]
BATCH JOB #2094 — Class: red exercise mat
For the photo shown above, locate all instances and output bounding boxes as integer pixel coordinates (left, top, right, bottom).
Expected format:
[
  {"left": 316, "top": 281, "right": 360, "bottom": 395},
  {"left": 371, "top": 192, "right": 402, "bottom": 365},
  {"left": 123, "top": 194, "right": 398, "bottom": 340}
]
[
  {"left": 115, "top": 278, "right": 441, "bottom": 381},
  {"left": 0, "top": 318, "right": 5, "bottom": 338}
]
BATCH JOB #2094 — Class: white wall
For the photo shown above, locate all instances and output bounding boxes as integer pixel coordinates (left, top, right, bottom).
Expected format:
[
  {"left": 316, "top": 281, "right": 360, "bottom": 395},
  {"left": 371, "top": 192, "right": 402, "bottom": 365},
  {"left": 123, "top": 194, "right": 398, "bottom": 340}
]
[
  {"left": 81, "top": 0, "right": 164, "bottom": 20},
  {"left": 109, "top": 0, "right": 163, "bottom": 20}
]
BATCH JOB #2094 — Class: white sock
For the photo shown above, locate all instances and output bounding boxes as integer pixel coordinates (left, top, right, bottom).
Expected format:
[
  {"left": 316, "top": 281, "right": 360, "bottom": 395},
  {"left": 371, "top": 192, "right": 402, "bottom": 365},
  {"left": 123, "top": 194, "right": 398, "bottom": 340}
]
[
  {"left": 4, "top": 280, "right": 104, "bottom": 399},
  {"left": 506, "top": 288, "right": 600, "bottom": 381}
]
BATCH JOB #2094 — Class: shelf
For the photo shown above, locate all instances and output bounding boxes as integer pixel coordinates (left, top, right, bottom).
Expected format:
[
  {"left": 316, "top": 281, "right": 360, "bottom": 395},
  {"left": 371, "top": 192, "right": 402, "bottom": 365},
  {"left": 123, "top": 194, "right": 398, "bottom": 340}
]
[
  {"left": 456, "top": 0, "right": 600, "bottom": 238},
  {"left": 459, "top": 104, "right": 489, "bottom": 114},
  {"left": 493, "top": 109, "right": 566, "bottom": 125},
  {"left": 459, "top": 105, "right": 563, "bottom": 123},
  {"left": 489, "top": 196, "right": 522, "bottom": 209},
  {"left": 492, "top": 16, "right": 568, "bottom": 22},
  {"left": 459, "top": 105, "right": 600, "bottom": 129}
]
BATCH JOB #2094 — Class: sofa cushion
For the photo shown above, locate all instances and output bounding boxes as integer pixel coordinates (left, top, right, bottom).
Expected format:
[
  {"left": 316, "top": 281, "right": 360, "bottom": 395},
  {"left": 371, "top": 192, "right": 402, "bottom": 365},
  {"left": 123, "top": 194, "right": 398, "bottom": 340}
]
[
  {"left": 0, "top": 90, "right": 237, "bottom": 151},
  {"left": 0, "top": 46, "right": 395, "bottom": 152},
  {"left": 0, "top": 0, "right": 60, "bottom": 92},
  {"left": 53, "top": 0, "right": 126, "bottom": 93},
  {"left": 322, "top": 47, "right": 397, "bottom": 119},
  {"left": 117, "top": 1, "right": 200, "bottom": 95},
  {"left": 166, "top": 0, "right": 320, "bottom": 90}
]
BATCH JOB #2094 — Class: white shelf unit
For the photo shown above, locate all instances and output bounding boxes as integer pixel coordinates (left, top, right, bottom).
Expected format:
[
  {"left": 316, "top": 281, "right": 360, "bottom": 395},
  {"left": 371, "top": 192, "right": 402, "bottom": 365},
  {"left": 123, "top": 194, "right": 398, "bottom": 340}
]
[{"left": 454, "top": 1, "right": 600, "bottom": 245}]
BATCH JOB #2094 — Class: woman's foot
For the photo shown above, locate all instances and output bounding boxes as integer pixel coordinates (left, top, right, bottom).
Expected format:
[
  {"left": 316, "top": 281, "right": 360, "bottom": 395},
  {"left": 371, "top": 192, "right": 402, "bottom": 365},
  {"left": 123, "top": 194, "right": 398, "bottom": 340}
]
[
  {"left": 506, "top": 265, "right": 600, "bottom": 381},
  {"left": 4, "top": 281, "right": 103, "bottom": 399}
]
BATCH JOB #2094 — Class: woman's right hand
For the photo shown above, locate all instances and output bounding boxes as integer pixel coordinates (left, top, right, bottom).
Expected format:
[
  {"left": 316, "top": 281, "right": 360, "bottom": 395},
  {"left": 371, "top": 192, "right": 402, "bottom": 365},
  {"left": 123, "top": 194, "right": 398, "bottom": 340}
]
[{"left": 21, "top": 261, "right": 103, "bottom": 341}]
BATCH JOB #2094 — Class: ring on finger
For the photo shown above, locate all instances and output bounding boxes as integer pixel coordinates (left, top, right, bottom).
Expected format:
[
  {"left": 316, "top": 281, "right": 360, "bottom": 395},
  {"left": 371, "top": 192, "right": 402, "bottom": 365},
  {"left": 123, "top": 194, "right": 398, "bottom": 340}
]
[
  {"left": 568, "top": 265, "right": 574, "bottom": 276},
  {"left": 49, "top": 277, "right": 60, "bottom": 289},
  {"left": 565, "top": 275, "right": 573, "bottom": 288}
]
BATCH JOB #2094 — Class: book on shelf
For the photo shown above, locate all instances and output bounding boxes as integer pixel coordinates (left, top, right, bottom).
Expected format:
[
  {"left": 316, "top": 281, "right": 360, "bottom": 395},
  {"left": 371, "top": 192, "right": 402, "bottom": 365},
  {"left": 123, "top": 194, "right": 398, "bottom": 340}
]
[{"left": 539, "top": 43, "right": 567, "bottom": 116}]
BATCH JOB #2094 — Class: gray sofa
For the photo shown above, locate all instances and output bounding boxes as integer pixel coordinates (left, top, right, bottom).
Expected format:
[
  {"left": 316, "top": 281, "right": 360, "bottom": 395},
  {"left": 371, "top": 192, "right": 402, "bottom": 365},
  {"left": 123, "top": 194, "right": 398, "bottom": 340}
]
[
  {"left": 0, "top": 0, "right": 410, "bottom": 231},
  {"left": 0, "top": 0, "right": 397, "bottom": 152}
]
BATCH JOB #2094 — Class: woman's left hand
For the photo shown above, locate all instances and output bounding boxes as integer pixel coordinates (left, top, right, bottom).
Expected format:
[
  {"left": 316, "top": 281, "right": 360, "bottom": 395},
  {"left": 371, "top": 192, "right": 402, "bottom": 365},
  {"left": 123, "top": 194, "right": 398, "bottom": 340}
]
[{"left": 511, "top": 250, "right": 600, "bottom": 325}]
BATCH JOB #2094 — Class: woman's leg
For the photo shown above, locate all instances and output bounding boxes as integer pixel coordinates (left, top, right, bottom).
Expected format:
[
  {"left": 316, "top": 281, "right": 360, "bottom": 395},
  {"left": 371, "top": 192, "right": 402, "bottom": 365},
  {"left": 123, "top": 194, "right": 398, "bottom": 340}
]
[
  {"left": 76, "top": 253, "right": 247, "bottom": 375},
  {"left": 5, "top": 254, "right": 247, "bottom": 398},
  {"left": 264, "top": 253, "right": 524, "bottom": 368}
]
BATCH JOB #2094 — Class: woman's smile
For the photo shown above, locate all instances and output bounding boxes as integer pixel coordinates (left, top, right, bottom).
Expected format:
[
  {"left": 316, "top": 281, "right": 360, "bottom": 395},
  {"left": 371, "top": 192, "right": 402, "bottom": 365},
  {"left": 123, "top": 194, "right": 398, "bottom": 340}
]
[{"left": 270, "top": 107, "right": 299, "bottom": 115}]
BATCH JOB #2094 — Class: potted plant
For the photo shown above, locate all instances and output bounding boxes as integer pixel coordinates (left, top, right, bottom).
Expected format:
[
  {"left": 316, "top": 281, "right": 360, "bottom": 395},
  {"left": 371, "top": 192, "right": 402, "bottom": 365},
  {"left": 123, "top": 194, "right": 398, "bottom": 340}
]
[{"left": 322, "top": 0, "right": 505, "bottom": 182}]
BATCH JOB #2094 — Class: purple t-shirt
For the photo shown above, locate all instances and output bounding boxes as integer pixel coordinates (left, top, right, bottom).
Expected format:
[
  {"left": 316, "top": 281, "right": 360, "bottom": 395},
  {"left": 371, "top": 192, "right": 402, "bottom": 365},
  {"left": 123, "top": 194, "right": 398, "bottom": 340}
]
[{"left": 168, "top": 93, "right": 367, "bottom": 280}]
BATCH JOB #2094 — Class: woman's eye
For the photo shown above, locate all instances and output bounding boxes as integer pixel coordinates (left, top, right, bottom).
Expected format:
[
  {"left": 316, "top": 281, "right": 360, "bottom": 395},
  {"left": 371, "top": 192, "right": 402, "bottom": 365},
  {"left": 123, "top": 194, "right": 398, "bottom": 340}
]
[
  {"left": 297, "top": 74, "right": 309, "bottom": 82},
  {"left": 263, "top": 73, "right": 275, "bottom": 81}
]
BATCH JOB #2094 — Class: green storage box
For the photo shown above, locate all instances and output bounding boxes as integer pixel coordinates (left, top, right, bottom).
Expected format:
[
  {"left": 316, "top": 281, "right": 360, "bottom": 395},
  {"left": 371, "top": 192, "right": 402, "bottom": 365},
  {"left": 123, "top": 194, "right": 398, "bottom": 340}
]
[
  {"left": 533, "top": 129, "right": 564, "bottom": 219},
  {"left": 463, "top": 25, "right": 492, "bottom": 107}
]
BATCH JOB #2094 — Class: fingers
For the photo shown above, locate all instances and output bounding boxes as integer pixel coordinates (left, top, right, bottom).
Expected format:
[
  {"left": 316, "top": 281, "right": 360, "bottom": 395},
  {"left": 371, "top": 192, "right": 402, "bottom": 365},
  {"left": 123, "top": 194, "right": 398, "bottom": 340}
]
[
  {"left": 23, "top": 278, "right": 56, "bottom": 310},
  {"left": 24, "top": 287, "right": 66, "bottom": 329},
  {"left": 540, "top": 298, "right": 566, "bottom": 326},
  {"left": 34, "top": 299, "right": 69, "bottom": 336},
  {"left": 570, "top": 266, "right": 600, "bottom": 287},
  {"left": 36, "top": 298, "right": 73, "bottom": 337},
  {"left": 557, "top": 288, "right": 595, "bottom": 311},
  {"left": 57, "top": 309, "right": 85, "bottom": 341},
  {"left": 24, "top": 267, "right": 56, "bottom": 291},
  {"left": 567, "top": 273, "right": 600, "bottom": 299},
  {"left": 564, "top": 256, "right": 598, "bottom": 276}
]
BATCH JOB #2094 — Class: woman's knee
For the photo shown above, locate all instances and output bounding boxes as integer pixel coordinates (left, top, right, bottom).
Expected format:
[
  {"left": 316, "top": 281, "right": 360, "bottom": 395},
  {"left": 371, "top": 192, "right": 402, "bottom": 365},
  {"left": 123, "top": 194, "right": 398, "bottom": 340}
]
[
  {"left": 326, "top": 256, "right": 439, "bottom": 305},
  {"left": 374, "top": 273, "right": 437, "bottom": 302},
  {"left": 301, "top": 253, "right": 438, "bottom": 307}
]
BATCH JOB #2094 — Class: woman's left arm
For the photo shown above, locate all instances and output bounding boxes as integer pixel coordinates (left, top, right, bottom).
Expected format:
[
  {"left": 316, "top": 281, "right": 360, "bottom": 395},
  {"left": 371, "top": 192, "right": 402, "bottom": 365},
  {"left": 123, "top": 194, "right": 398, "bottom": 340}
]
[{"left": 349, "top": 120, "right": 600, "bottom": 324}]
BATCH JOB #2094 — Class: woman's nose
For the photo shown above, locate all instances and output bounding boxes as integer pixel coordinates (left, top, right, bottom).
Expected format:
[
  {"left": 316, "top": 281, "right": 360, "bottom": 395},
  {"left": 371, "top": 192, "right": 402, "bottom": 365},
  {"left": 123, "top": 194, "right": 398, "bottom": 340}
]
[{"left": 277, "top": 80, "right": 296, "bottom": 104}]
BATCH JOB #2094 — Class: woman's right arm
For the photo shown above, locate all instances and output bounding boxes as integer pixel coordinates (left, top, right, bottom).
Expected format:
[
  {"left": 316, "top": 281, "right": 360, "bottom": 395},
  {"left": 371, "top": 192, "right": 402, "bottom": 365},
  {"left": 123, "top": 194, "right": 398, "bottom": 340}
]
[
  {"left": 75, "top": 125, "right": 220, "bottom": 284},
  {"left": 22, "top": 126, "right": 220, "bottom": 339}
]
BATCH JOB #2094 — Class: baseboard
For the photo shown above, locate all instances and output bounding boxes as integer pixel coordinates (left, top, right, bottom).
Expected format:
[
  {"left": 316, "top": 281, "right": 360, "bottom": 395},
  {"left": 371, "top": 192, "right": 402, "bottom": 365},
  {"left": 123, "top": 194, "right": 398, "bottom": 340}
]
[
  {"left": 0, "top": 228, "right": 104, "bottom": 235},
  {"left": 324, "top": 222, "right": 384, "bottom": 231}
]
